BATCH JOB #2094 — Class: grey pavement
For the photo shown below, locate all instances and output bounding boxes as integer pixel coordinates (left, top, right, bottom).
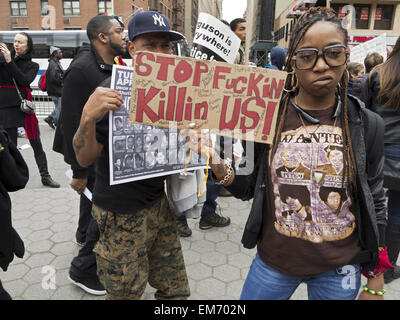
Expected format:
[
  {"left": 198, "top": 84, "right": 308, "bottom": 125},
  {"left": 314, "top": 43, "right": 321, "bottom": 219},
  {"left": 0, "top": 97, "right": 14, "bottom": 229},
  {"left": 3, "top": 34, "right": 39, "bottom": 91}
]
[{"left": 1, "top": 121, "right": 400, "bottom": 300}]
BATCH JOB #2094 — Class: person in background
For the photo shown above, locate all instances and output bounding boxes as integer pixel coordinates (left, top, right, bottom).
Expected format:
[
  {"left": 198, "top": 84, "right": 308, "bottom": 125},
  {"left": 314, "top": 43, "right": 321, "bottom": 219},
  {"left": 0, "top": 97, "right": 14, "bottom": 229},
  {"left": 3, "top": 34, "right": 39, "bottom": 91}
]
[
  {"left": 230, "top": 18, "right": 246, "bottom": 65},
  {"left": 366, "top": 37, "right": 400, "bottom": 284},
  {"left": 267, "top": 46, "right": 288, "bottom": 71},
  {"left": 72, "top": 11, "right": 191, "bottom": 300},
  {"left": 0, "top": 128, "right": 29, "bottom": 300},
  {"left": 0, "top": 33, "right": 60, "bottom": 189},
  {"left": 44, "top": 46, "right": 64, "bottom": 129},
  {"left": 347, "top": 62, "right": 365, "bottom": 95},
  {"left": 352, "top": 52, "right": 384, "bottom": 102},
  {"left": 53, "top": 14, "right": 127, "bottom": 295}
]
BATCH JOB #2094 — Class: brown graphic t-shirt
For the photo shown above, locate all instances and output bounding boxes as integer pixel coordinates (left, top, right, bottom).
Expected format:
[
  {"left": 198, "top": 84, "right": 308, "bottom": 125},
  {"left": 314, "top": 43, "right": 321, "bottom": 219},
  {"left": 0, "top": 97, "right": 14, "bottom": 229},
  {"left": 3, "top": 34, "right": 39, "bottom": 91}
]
[{"left": 257, "top": 102, "right": 361, "bottom": 278}]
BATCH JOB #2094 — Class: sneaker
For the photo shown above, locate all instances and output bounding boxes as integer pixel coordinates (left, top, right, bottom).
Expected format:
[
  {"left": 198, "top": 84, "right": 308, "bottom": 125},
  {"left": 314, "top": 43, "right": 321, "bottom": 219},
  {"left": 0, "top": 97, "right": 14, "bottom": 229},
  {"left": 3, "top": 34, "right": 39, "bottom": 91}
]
[
  {"left": 199, "top": 207, "right": 231, "bottom": 230},
  {"left": 44, "top": 116, "right": 55, "bottom": 129},
  {"left": 177, "top": 218, "right": 192, "bottom": 237},
  {"left": 68, "top": 273, "right": 106, "bottom": 296}
]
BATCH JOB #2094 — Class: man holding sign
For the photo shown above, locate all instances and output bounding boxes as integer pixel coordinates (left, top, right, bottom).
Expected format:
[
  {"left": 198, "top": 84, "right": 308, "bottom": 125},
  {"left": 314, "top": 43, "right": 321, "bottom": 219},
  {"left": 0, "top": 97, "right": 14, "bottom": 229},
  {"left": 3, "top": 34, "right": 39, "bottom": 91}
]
[{"left": 72, "top": 11, "right": 190, "bottom": 300}]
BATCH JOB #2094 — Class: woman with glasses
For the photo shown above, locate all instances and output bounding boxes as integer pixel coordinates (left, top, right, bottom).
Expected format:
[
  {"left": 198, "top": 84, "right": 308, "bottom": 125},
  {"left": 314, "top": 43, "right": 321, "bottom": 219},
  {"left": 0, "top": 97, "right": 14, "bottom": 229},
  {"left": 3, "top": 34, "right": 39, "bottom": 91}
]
[{"left": 185, "top": 7, "right": 389, "bottom": 300}]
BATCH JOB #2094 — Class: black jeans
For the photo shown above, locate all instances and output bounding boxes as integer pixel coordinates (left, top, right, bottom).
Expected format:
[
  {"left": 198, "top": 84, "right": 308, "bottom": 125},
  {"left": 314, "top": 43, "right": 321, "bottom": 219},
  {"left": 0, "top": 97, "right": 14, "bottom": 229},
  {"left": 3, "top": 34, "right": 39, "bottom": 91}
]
[
  {"left": 5, "top": 127, "right": 46, "bottom": 162},
  {"left": 75, "top": 170, "right": 95, "bottom": 243},
  {"left": 70, "top": 167, "right": 99, "bottom": 280}
]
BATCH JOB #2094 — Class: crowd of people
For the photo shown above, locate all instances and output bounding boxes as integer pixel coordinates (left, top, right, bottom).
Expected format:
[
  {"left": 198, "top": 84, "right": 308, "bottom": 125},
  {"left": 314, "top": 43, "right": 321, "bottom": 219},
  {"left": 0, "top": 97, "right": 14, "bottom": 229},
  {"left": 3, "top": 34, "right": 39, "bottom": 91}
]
[{"left": 0, "top": 6, "right": 399, "bottom": 301}]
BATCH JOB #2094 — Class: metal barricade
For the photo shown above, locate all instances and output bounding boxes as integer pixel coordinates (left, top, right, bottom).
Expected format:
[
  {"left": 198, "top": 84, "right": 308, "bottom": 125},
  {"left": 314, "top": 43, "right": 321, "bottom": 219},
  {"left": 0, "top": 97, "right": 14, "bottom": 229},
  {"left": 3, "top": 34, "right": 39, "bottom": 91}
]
[{"left": 31, "top": 86, "right": 54, "bottom": 117}]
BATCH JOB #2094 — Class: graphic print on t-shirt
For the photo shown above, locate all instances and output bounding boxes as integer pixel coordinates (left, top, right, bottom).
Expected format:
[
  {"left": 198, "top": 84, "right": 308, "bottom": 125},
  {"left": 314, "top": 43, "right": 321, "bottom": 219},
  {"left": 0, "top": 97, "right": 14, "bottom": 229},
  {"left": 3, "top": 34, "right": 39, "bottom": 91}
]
[{"left": 272, "top": 124, "right": 356, "bottom": 244}]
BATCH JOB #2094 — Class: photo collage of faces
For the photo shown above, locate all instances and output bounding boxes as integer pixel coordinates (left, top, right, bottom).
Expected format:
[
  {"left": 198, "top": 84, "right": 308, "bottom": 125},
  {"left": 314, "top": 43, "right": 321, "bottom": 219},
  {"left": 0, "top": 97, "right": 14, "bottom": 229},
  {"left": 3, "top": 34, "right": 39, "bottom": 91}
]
[{"left": 112, "top": 116, "right": 202, "bottom": 179}]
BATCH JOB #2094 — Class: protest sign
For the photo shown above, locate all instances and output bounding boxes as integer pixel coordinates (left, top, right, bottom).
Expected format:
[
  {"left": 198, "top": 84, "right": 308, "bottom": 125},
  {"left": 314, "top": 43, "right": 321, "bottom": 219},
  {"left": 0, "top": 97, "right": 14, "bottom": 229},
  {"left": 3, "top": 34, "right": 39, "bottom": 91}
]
[
  {"left": 130, "top": 52, "right": 287, "bottom": 144},
  {"left": 349, "top": 33, "right": 387, "bottom": 64},
  {"left": 109, "top": 65, "right": 206, "bottom": 185},
  {"left": 191, "top": 12, "right": 241, "bottom": 63}
]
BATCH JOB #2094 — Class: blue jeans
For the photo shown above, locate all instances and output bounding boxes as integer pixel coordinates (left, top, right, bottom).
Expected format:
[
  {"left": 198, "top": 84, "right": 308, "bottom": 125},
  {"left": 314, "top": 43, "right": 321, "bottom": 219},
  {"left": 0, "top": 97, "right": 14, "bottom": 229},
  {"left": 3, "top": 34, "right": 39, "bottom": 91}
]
[
  {"left": 50, "top": 96, "right": 61, "bottom": 123},
  {"left": 240, "top": 254, "right": 361, "bottom": 300},
  {"left": 200, "top": 176, "right": 220, "bottom": 216},
  {"left": 385, "top": 145, "right": 400, "bottom": 224}
]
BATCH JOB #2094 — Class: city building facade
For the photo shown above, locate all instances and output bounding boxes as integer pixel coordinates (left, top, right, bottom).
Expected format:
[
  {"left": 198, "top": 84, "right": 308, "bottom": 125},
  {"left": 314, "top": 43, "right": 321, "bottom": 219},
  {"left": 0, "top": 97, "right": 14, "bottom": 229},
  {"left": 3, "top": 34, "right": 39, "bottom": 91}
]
[
  {"left": 274, "top": 0, "right": 400, "bottom": 52},
  {"left": 0, "top": 0, "right": 185, "bottom": 34}
]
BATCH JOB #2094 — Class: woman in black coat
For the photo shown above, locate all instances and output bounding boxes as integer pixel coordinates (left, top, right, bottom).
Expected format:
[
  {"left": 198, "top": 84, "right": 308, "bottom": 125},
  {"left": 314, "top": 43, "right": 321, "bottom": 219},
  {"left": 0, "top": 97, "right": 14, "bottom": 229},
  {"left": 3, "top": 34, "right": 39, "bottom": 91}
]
[
  {"left": 0, "top": 32, "right": 59, "bottom": 188},
  {"left": 0, "top": 128, "right": 29, "bottom": 299},
  {"left": 367, "top": 37, "right": 400, "bottom": 284}
]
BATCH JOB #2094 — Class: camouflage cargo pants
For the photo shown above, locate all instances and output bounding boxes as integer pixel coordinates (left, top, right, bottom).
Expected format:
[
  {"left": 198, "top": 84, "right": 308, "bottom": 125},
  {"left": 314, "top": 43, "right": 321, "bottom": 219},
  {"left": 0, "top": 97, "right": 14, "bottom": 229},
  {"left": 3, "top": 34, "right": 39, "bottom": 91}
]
[{"left": 91, "top": 195, "right": 190, "bottom": 300}]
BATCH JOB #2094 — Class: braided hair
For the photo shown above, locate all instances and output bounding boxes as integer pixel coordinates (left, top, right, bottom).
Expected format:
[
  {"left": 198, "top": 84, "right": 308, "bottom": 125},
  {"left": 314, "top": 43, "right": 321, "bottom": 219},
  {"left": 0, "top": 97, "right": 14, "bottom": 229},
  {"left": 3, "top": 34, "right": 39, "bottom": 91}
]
[{"left": 271, "top": 7, "right": 358, "bottom": 191}]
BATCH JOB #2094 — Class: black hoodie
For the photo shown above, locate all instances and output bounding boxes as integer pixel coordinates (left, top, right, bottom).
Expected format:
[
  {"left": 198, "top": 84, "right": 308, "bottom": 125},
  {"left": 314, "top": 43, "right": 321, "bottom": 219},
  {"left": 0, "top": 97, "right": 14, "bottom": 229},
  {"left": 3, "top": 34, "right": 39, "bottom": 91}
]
[{"left": 53, "top": 45, "right": 113, "bottom": 178}]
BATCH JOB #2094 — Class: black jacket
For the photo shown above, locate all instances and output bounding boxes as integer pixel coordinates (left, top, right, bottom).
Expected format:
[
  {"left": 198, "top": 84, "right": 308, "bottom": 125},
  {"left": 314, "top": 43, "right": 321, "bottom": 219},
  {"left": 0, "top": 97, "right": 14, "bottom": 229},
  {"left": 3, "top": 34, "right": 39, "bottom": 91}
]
[
  {"left": 0, "top": 52, "right": 39, "bottom": 108},
  {"left": 46, "top": 59, "right": 64, "bottom": 97},
  {"left": 53, "top": 45, "right": 113, "bottom": 178},
  {"left": 225, "top": 95, "right": 386, "bottom": 275},
  {"left": 365, "top": 69, "right": 400, "bottom": 145},
  {"left": 0, "top": 128, "right": 29, "bottom": 272}
]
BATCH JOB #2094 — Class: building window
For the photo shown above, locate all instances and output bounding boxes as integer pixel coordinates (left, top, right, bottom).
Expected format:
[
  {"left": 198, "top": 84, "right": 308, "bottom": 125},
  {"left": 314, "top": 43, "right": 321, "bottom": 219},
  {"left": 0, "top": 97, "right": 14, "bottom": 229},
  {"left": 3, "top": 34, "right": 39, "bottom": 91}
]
[
  {"left": 354, "top": 4, "right": 371, "bottom": 29},
  {"left": 374, "top": 5, "right": 394, "bottom": 30},
  {"left": 10, "top": 1, "right": 27, "bottom": 16},
  {"left": 41, "top": 0, "right": 49, "bottom": 16},
  {"left": 98, "top": 0, "right": 112, "bottom": 14},
  {"left": 63, "top": 0, "right": 80, "bottom": 16}
]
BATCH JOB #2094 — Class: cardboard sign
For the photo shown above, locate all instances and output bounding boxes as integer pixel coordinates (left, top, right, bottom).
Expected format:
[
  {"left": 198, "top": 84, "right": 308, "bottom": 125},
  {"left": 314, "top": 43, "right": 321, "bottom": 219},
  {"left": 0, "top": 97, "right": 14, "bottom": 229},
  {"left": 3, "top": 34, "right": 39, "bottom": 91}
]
[
  {"left": 109, "top": 65, "right": 206, "bottom": 185},
  {"left": 130, "top": 52, "right": 287, "bottom": 144},
  {"left": 191, "top": 12, "right": 241, "bottom": 63}
]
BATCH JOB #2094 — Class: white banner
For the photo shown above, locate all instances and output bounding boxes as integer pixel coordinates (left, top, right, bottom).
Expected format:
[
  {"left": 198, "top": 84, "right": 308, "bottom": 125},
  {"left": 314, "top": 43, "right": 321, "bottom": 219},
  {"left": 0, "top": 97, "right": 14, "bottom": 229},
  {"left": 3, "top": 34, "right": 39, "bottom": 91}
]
[
  {"left": 349, "top": 33, "right": 387, "bottom": 65},
  {"left": 192, "top": 12, "right": 241, "bottom": 63}
]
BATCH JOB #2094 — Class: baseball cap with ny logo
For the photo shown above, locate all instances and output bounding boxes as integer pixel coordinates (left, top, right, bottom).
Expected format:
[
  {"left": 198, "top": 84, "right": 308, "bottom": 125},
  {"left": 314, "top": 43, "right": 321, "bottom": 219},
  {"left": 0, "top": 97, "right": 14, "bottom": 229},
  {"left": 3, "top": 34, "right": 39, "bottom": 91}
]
[{"left": 128, "top": 10, "right": 185, "bottom": 42}]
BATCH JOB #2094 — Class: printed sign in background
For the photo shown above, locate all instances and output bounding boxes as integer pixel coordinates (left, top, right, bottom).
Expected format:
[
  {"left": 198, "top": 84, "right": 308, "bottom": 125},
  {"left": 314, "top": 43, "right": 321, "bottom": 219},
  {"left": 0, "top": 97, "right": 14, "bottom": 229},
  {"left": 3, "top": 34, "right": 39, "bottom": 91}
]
[
  {"left": 109, "top": 65, "right": 206, "bottom": 185},
  {"left": 190, "top": 12, "right": 241, "bottom": 63},
  {"left": 349, "top": 33, "right": 387, "bottom": 64},
  {"left": 130, "top": 52, "right": 287, "bottom": 144}
]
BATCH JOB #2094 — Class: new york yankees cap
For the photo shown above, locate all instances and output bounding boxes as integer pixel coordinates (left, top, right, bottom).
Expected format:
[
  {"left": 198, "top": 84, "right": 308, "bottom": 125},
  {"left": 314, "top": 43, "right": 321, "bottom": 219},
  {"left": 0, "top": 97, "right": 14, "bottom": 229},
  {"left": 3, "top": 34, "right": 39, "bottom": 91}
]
[{"left": 128, "top": 11, "right": 185, "bottom": 42}]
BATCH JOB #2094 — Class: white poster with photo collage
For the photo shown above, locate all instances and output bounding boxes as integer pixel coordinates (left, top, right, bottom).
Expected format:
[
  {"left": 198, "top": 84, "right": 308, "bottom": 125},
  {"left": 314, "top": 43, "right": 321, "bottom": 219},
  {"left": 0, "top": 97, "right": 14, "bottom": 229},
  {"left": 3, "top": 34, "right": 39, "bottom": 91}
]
[{"left": 109, "top": 65, "right": 206, "bottom": 185}]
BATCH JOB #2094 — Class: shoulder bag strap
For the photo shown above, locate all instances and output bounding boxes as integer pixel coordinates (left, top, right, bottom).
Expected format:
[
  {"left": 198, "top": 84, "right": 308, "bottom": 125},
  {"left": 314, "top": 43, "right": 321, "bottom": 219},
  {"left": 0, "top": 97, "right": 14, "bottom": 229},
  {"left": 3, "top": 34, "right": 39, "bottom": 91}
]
[{"left": 11, "top": 78, "right": 24, "bottom": 102}]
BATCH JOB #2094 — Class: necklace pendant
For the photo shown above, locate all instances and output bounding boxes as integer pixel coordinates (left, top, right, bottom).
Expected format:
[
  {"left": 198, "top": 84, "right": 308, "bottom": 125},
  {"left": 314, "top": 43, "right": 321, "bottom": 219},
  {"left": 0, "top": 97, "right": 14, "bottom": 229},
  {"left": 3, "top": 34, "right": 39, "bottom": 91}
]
[{"left": 313, "top": 170, "right": 326, "bottom": 184}]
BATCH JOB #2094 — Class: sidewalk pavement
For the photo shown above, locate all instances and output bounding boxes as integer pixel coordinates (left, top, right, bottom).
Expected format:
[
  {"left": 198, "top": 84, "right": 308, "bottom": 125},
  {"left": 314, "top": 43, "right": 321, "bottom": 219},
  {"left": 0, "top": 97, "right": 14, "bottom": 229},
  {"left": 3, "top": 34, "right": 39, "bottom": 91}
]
[{"left": 1, "top": 123, "right": 400, "bottom": 300}]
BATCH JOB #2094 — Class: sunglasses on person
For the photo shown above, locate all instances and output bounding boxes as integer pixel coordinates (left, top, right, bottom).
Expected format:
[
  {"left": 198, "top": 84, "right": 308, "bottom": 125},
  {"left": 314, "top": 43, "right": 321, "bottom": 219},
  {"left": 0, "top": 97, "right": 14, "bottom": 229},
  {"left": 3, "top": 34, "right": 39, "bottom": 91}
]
[{"left": 292, "top": 44, "right": 349, "bottom": 70}]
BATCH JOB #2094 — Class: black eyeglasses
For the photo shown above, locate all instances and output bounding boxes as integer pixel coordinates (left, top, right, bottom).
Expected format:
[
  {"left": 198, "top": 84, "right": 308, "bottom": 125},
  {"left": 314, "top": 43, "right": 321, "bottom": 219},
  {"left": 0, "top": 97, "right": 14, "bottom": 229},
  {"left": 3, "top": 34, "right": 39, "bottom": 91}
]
[{"left": 292, "top": 44, "right": 348, "bottom": 70}]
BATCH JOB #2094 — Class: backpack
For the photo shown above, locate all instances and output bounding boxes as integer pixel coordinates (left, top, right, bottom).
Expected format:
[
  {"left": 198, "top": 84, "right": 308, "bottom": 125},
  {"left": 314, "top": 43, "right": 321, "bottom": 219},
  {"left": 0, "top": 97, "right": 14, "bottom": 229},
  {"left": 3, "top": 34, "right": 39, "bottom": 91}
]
[{"left": 38, "top": 71, "right": 47, "bottom": 91}]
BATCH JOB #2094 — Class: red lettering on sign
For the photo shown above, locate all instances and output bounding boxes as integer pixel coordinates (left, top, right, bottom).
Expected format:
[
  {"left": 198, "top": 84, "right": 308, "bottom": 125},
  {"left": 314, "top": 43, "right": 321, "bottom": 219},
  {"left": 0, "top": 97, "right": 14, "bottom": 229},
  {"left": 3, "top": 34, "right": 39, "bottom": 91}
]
[
  {"left": 213, "top": 66, "right": 231, "bottom": 89},
  {"left": 136, "top": 87, "right": 160, "bottom": 123},
  {"left": 175, "top": 87, "right": 186, "bottom": 121},
  {"left": 219, "top": 96, "right": 241, "bottom": 130},
  {"left": 193, "top": 62, "right": 208, "bottom": 87},
  {"left": 156, "top": 56, "right": 175, "bottom": 81},
  {"left": 262, "top": 101, "right": 278, "bottom": 139},
  {"left": 166, "top": 86, "right": 177, "bottom": 121},
  {"left": 174, "top": 60, "right": 193, "bottom": 83},
  {"left": 247, "top": 73, "right": 264, "bottom": 97},
  {"left": 135, "top": 52, "right": 155, "bottom": 77},
  {"left": 240, "top": 97, "right": 265, "bottom": 131},
  {"left": 270, "top": 78, "right": 285, "bottom": 99}
]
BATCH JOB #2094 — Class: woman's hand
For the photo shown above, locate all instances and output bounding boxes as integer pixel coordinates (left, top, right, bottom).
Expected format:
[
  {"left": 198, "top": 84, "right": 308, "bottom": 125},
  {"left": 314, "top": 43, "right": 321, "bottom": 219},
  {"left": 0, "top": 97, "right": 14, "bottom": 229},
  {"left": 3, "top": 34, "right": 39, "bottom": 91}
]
[
  {"left": 357, "top": 274, "right": 385, "bottom": 300},
  {"left": 180, "top": 124, "right": 217, "bottom": 162},
  {"left": 0, "top": 43, "right": 12, "bottom": 63}
]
